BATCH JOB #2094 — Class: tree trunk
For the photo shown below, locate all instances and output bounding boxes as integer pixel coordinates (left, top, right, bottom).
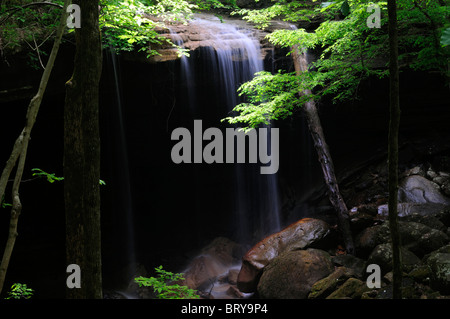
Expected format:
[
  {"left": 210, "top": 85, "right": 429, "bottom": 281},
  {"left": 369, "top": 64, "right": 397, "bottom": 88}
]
[
  {"left": 64, "top": 0, "right": 103, "bottom": 299},
  {"left": 387, "top": 0, "right": 403, "bottom": 299},
  {"left": 0, "top": 0, "right": 69, "bottom": 295},
  {"left": 291, "top": 46, "right": 355, "bottom": 255}
]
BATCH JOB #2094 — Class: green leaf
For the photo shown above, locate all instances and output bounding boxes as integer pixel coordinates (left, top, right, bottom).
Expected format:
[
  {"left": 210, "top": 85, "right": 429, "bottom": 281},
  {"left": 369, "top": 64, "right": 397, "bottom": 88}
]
[{"left": 134, "top": 266, "right": 199, "bottom": 299}]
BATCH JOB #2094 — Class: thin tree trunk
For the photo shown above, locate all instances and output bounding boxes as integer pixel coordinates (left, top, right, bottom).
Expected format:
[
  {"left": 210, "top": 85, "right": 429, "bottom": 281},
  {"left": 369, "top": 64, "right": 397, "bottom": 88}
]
[
  {"left": 387, "top": 0, "right": 403, "bottom": 299},
  {"left": 291, "top": 46, "right": 355, "bottom": 255},
  {"left": 0, "top": 0, "right": 70, "bottom": 295},
  {"left": 64, "top": 0, "right": 103, "bottom": 299}
]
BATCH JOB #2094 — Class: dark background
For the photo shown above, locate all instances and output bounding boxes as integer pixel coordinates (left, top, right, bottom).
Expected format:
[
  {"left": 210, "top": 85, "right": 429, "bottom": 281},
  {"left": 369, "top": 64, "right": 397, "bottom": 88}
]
[{"left": 0, "top": 40, "right": 449, "bottom": 298}]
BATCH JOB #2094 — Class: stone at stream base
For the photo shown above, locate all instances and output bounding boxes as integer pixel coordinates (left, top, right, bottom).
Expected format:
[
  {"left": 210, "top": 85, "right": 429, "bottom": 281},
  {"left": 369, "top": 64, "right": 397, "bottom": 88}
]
[
  {"left": 366, "top": 243, "right": 421, "bottom": 274},
  {"left": 257, "top": 249, "right": 334, "bottom": 299},
  {"left": 425, "top": 244, "right": 450, "bottom": 294},
  {"left": 355, "top": 221, "right": 449, "bottom": 259},
  {"left": 183, "top": 255, "right": 230, "bottom": 291},
  {"left": 308, "top": 267, "right": 356, "bottom": 299},
  {"left": 183, "top": 237, "right": 244, "bottom": 291},
  {"left": 325, "top": 278, "right": 370, "bottom": 299},
  {"left": 377, "top": 202, "right": 450, "bottom": 218},
  {"left": 237, "top": 218, "right": 332, "bottom": 293},
  {"left": 399, "top": 175, "right": 450, "bottom": 205}
]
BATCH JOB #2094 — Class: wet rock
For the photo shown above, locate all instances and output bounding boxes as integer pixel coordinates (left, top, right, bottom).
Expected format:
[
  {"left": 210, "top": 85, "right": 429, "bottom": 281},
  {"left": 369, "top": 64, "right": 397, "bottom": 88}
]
[
  {"left": 349, "top": 206, "right": 379, "bottom": 233},
  {"left": 227, "top": 269, "right": 239, "bottom": 285},
  {"left": 408, "top": 265, "right": 432, "bottom": 283},
  {"left": 326, "top": 278, "right": 370, "bottom": 299},
  {"left": 427, "top": 169, "right": 439, "bottom": 179},
  {"left": 377, "top": 202, "right": 450, "bottom": 218},
  {"left": 308, "top": 267, "right": 356, "bottom": 299},
  {"left": 226, "top": 285, "right": 245, "bottom": 299},
  {"left": 404, "top": 223, "right": 449, "bottom": 258},
  {"left": 257, "top": 249, "right": 334, "bottom": 299},
  {"left": 148, "top": 16, "right": 272, "bottom": 63},
  {"left": 237, "top": 218, "right": 331, "bottom": 292},
  {"left": 399, "top": 175, "right": 450, "bottom": 205},
  {"left": 426, "top": 245, "right": 450, "bottom": 294},
  {"left": 183, "top": 255, "right": 230, "bottom": 290},
  {"left": 355, "top": 224, "right": 390, "bottom": 257},
  {"left": 401, "top": 214, "right": 447, "bottom": 232},
  {"left": 331, "top": 254, "right": 367, "bottom": 279},
  {"left": 404, "top": 166, "right": 426, "bottom": 177},
  {"left": 201, "top": 237, "right": 244, "bottom": 266},
  {"left": 355, "top": 221, "right": 449, "bottom": 259},
  {"left": 366, "top": 243, "right": 421, "bottom": 274}
]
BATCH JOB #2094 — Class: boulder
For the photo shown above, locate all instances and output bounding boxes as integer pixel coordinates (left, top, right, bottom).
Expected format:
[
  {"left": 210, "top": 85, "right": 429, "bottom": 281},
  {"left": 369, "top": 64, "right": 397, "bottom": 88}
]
[
  {"left": 257, "top": 249, "right": 334, "bottom": 299},
  {"left": 399, "top": 175, "right": 450, "bottom": 205},
  {"left": 331, "top": 254, "right": 367, "bottom": 279},
  {"left": 355, "top": 224, "right": 390, "bottom": 257},
  {"left": 326, "top": 278, "right": 370, "bottom": 299},
  {"left": 183, "top": 255, "right": 229, "bottom": 290},
  {"left": 200, "top": 237, "right": 244, "bottom": 266},
  {"left": 408, "top": 265, "right": 432, "bottom": 283},
  {"left": 308, "top": 267, "right": 356, "bottom": 299},
  {"left": 425, "top": 245, "right": 450, "bottom": 294},
  {"left": 237, "top": 218, "right": 331, "bottom": 292},
  {"left": 401, "top": 214, "right": 447, "bottom": 232},
  {"left": 377, "top": 202, "right": 450, "bottom": 218},
  {"left": 366, "top": 243, "right": 421, "bottom": 274},
  {"left": 402, "top": 223, "right": 449, "bottom": 257},
  {"left": 355, "top": 221, "right": 449, "bottom": 258}
]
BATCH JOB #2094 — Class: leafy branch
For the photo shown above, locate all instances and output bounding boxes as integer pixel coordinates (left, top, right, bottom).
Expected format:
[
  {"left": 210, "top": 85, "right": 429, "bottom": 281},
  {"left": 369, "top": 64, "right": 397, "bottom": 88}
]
[
  {"left": 31, "top": 168, "right": 106, "bottom": 185},
  {"left": 5, "top": 283, "right": 34, "bottom": 299},
  {"left": 135, "top": 265, "right": 199, "bottom": 299}
]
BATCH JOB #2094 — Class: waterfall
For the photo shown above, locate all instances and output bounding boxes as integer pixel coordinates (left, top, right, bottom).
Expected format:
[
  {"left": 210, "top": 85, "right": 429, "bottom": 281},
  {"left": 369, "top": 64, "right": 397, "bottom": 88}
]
[
  {"left": 168, "top": 29, "right": 198, "bottom": 115},
  {"left": 171, "top": 16, "right": 281, "bottom": 245},
  {"left": 104, "top": 49, "right": 137, "bottom": 282},
  {"left": 165, "top": 16, "right": 283, "bottom": 299}
]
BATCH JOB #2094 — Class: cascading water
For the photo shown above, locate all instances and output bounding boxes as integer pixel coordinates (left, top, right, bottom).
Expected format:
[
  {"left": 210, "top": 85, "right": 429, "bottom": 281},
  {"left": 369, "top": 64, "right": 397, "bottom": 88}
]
[
  {"left": 102, "top": 15, "right": 283, "bottom": 298},
  {"left": 168, "top": 16, "right": 282, "bottom": 298},
  {"left": 171, "top": 16, "right": 281, "bottom": 245},
  {"left": 104, "top": 49, "right": 137, "bottom": 289}
]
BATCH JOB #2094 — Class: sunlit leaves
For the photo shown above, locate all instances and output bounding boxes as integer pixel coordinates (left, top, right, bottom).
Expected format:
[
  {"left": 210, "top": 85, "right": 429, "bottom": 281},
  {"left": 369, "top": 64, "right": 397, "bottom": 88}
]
[
  {"left": 266, "top": 29, "right": 316, "bottom": 49},
  {"left": 231, "top": 1, "right": 317, "bottom": 30},
  {"left": 31, "top": 168, "right": 64, "bottom": 183},
  {"left": 222, "top": 71, "right": 311, "bottom": 130},
  {"left": 135, "top": 266, "right": 200, "bottom": 299},
  {"left": 224, "top": 0, "right": 449, "bottom": 131},
  {"left": 99, "top": 0, "right": 195, "bottom": 55}
]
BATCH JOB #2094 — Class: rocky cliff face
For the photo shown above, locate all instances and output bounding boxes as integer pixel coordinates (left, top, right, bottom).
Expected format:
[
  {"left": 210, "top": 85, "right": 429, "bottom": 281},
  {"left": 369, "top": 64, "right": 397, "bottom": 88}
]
[{"left": 128, "top": 13, "right": 286, "bottom": 63}]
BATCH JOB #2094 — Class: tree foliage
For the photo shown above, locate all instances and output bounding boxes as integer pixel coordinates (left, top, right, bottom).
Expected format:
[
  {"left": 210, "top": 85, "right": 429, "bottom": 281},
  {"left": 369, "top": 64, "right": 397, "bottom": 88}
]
[
  {"left": 5, "top": 283, "right": 34, "bottom": 299},
  {"left": 225, "top": 0, "right": 450, "bottom": 129},
  {"left": 222, "top": 70, "right": 309, "bottom": 130},
  {"left": 0, "top": 0, "right": 198, "bottom": 61},
  {"left": 135, "top": 266, "right": 200, "bottom": 299},
  {"left": 0, "top": 0, "right": 65, "bottom": 68},
  {"left": 99, "top": 0, "right": 196, "bottom": 55}
]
